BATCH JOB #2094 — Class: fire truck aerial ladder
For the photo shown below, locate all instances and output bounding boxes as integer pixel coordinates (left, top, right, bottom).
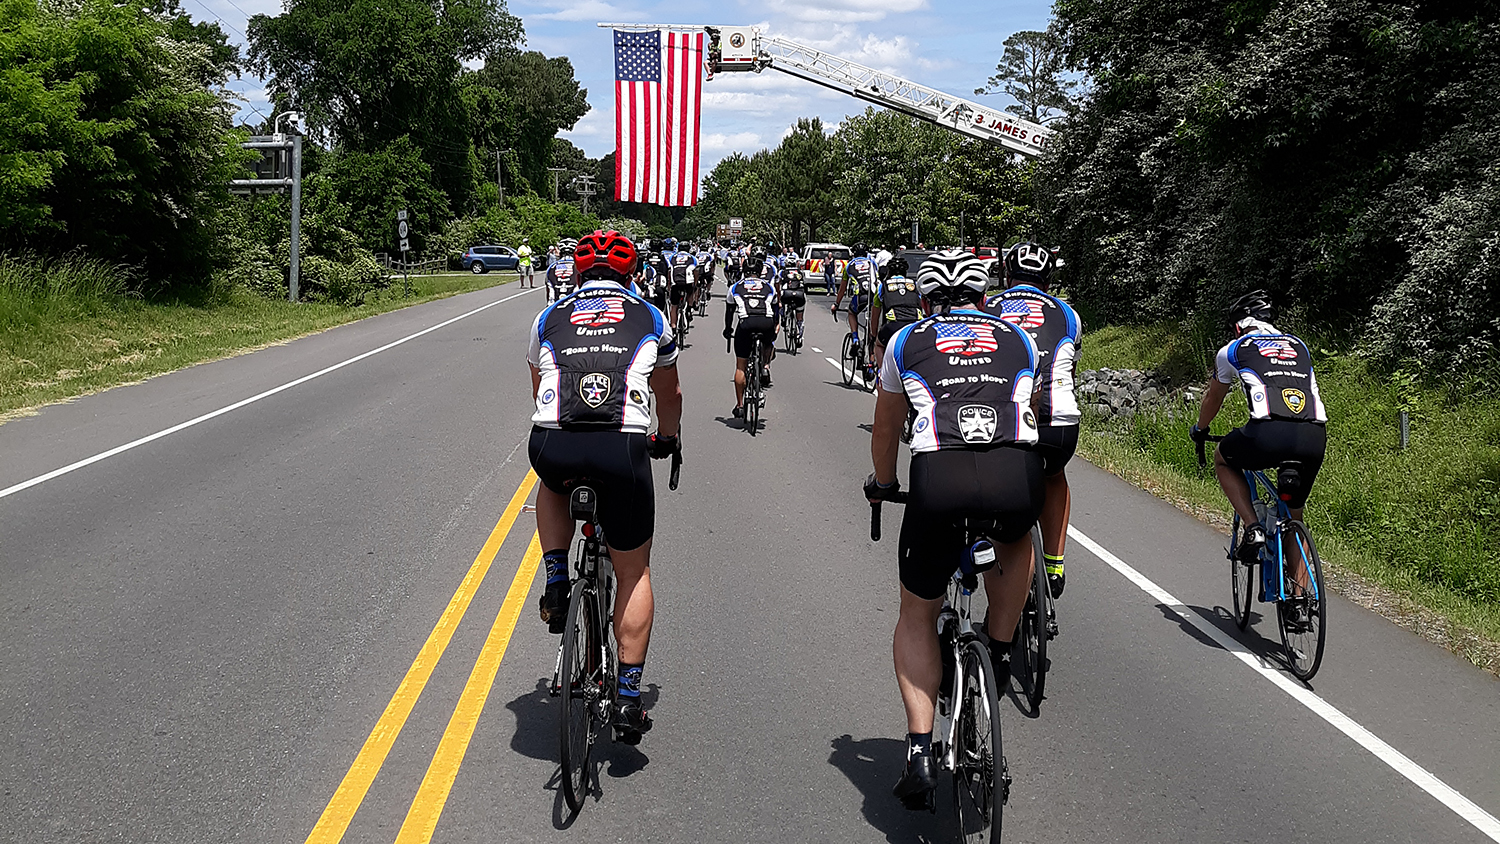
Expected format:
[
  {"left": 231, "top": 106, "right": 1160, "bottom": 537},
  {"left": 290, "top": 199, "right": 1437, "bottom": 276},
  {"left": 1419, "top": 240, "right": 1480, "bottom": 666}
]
[{"left": 598, "top": 23, "right": 1053, "bottom": 158}]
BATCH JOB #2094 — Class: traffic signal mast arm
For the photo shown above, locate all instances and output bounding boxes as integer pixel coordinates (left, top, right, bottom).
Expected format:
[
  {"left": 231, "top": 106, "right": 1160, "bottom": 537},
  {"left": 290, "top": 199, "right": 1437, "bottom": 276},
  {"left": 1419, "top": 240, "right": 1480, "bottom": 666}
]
[{"left": 598, "top": 23, "right": 1052, "bottom": 158}]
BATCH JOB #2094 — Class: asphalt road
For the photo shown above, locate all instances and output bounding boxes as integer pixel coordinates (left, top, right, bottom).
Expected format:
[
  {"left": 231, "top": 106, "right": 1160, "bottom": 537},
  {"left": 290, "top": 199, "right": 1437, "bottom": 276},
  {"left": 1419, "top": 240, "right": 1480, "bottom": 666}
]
[{"left": 2, "top": 276, "right": 1498, "bottom": 844}]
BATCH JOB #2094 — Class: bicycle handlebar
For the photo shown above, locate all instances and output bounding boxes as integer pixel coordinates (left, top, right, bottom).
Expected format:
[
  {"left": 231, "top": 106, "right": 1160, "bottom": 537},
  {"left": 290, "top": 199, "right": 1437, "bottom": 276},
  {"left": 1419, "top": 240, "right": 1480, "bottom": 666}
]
[
  {"left": 669, "top": 441, "right": 682, "bottom": 490},
  {"left": 868, "top": 490, "right": 908, "bottom": 542},
  {"left": 1194, "top": 431, "right": 1226, "bottom": 467}
]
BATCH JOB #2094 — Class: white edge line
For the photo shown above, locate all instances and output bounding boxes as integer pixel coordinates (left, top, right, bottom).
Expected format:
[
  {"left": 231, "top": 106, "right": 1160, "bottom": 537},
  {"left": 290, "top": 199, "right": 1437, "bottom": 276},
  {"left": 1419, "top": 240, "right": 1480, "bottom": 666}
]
[
  {"left": 0, "top": 288, "right": 539, "bottom": 501},
  {"left": 811, "top": 347, "right": 823, "bottom": 353},
  {"left": 1067, "top": 525, "right": 1500, "bottom": 841}
]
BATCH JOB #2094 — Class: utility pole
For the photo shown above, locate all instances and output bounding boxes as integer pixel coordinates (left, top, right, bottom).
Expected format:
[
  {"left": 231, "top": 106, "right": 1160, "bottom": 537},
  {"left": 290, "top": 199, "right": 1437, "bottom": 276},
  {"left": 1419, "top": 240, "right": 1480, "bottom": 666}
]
[
  {"left": 230, "top": 109, "right": 304, "bottom": 302},
  {"left": 572, "top": 174, "right": 597, "bottom": 215},
  {"left": 547, "top": 167, "right": 569, "bottom": 202}
]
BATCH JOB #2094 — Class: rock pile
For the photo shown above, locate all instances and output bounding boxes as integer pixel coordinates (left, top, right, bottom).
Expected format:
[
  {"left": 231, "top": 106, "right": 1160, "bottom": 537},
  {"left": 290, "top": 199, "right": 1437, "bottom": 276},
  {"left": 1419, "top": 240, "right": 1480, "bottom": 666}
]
[{"left": 1078, "top": 368, "right": 1202, "bottom": 420}]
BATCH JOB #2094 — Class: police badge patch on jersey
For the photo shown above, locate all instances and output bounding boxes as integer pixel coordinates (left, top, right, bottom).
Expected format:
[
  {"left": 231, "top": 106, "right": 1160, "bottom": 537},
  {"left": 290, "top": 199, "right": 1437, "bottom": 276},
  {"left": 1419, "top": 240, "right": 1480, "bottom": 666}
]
[
  {"left": 1282, "top": 388, "right": 1306, "bottom": 414},
  {"left": 958, "top": 405, "right": 998, "bottom": 444},
  {"left": 580, "top": 373, "right": 611, "bottom": 407}
]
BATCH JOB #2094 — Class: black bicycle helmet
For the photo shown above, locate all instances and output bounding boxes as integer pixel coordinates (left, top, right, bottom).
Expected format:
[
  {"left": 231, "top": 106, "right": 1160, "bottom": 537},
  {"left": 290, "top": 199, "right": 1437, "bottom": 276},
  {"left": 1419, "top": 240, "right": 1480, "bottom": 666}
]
[
  {"left": 1004, "top": 242, "right": 1053, "bottom": 281},
  {"left": 745, "top": 247, "right": 767, "bottom": 274},
  {"left": 886, "top": 255, "right": 909, "bottom": 277},
  {"left": 1228, "top": 289, "right": 1276, "bottom": 327},
  {"left": 852, "top": 242, "right": 869, "bottom": 257}
]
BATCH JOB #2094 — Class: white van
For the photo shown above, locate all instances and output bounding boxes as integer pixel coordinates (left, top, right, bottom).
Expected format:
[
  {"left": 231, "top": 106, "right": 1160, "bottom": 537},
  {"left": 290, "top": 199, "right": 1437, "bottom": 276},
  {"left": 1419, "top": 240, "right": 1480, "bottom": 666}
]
[{"left": 799, "top": 243, "right": 851, "bottom": 293}]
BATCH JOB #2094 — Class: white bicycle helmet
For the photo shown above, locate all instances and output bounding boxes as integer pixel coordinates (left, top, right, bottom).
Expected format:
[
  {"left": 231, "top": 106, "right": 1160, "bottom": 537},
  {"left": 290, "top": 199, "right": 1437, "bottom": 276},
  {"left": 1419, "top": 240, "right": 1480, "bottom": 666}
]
[
  {"left": 557, "top": 238, "right": 578, "bottom": 257},
  {"left": 1004, "top": 242, "right": 1053, "bottom": 280},
  {"left": 916, "top": 250, "right": 989, "bottom": 304}
]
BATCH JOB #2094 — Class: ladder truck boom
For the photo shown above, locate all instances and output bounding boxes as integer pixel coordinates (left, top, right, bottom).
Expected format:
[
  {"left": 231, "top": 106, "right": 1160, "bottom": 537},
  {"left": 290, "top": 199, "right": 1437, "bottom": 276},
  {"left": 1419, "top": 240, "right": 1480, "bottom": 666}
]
[{"left": 599, "top": 23, "right": 1053, "bottom": 158}]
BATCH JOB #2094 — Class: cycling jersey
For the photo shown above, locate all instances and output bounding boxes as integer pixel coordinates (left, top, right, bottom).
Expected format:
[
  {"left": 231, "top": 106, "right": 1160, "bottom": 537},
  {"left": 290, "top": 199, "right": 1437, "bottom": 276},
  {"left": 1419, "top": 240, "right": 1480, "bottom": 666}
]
[
  {"left": 843, "top": 256, "right": 878, "bottom": 296},
  {"left": 984, "top": 285, "right": 1082, "bottom": 426},
  {"left": 664, "top": 250, "right": 697, "bottom": 287},
  {"left": 1214, "top": 329, "right": 1327, "bottom": 423},
  {"left": 874, "top": 275, "right": 922, "bottom": 325},
  {"left": 528, "top": 281, "right": 678, "bottom": 434},
  {"left": 546, "top": 258, "right": 576, "bottom": 295},
  {"left": 726, "top": 277, "right": 779, "bottom": 321},
  {"left": 880, "top": 309, "right": 1040, "bottom": 454}
]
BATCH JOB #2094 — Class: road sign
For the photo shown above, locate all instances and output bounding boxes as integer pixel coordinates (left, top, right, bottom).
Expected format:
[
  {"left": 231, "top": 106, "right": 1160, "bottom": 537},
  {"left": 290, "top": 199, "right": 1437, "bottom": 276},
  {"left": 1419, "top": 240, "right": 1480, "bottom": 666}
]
[
  {"left": 397, "top": 209, "right": 407, "bottom": 221},
  {"left": 399, "top": 238, "right": 410, "bottom": 252},
  {"left": 397, "top": 220, "right": 409, "bottom": 239},
  {"left": 728, "top": 217, "right": 743, "bottom": 232}
]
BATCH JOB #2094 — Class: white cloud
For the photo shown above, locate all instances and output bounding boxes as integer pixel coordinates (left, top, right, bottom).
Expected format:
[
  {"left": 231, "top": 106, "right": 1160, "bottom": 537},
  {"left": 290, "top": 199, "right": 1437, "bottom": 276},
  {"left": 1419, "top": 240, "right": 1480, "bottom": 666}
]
[
  {"left": 701, "top": 131, "right": 762, "bottom": 152},
  {"left": 531, "top": 0, "right": 645, "bottom": 22},
  {"left": 561, "top": 106, "right": 612, "bottom": 139},
  {"left": 749, "top": 0, "right": 928, "bottom": 24}
]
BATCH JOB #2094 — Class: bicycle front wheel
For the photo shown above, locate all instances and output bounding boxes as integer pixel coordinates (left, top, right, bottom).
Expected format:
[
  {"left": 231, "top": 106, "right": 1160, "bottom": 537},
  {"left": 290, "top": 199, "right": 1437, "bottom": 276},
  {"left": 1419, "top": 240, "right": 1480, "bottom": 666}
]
[
  {"left": 1014, "top": 526, "right": 1049, "bottom": 713},
  {"left": 953, "top": 639, "right": 1007, "bottom": 844},
  {"left": 559, "top": 582, "right": 602, "bottom": 812},
  {"left": 1277, "top": 521, "right": 1327, "bottom": 681},
  {"left": 1229, "top": 515, "right": 1254, "bottom": 630}
]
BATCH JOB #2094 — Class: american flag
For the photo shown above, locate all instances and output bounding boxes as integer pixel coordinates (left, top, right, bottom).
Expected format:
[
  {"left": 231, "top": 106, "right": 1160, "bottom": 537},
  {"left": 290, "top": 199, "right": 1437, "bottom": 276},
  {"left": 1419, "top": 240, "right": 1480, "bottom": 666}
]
[
  {"left": 998, "top": 297, "right": 1047, "bottom": 329},
  {"left": 934, "top": 322, "right": 999, "bottom": 356},
  {"left": 614, "top": 29, "right": 703, "bottom": 206},
  {"left": 570, "top": 297, "right": 626, "bottom": 326},
  {"left": 1253, "top": 338, "right": 1298, "bottom": 360}
]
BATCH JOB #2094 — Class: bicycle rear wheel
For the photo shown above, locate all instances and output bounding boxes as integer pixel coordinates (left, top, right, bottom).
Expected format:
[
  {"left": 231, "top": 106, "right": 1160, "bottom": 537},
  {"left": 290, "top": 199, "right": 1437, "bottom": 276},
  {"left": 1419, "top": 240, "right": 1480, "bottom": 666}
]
[
  {"left": 1229, "top": 515, "right": 1254, "bottom": 630},
  {"left": 1276, "top": 521, "right": 1327, "bottom": 681},
  {"left": 559, "top": 582, "right": 602, "bottom": 812},
  {"left": 745, "top": 346, "right": 761, "bottom": 436},
  {"left": 953, "top": 639, "right": 1007, "bottom": 844},
  {"left": 783, "top": 313, "right": 796, "bottom": 354},
  {"left": 1014, "top": 526, "right": 1049, "bottom": 713},
  {"left": 840, "top": 333, "right": 856, "bottom": 386}
]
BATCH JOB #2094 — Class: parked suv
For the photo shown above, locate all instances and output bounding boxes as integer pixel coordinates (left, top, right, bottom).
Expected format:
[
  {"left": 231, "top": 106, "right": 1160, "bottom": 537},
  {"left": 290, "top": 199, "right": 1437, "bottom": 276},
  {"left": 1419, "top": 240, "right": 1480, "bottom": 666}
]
[
  {"left": 799, "top": 243, "right": 850, "bottom": 293},
  {"left": 462, "top": 245, "right": 520, "bottom": 273}
]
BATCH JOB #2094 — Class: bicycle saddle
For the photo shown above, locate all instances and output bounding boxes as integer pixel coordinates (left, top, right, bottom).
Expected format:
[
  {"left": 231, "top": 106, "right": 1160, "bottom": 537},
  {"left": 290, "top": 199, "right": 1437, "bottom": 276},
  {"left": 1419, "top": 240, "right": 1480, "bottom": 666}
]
[{"left": 1274, "top": 463, "right": 1304, "bottom": 503}]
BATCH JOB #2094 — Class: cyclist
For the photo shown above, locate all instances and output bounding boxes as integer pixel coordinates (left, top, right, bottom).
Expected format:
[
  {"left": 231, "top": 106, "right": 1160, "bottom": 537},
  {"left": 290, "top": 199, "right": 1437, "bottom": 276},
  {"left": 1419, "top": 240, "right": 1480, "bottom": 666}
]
[
  {"left": 723, "top": 247, "right": 780, "bottom": 419},
  {"left": 985, "top": 242, "right": 1081, "bottom": 599},
  {"left": 528, "top": 230, "right": 682, "bottom": 743},
  {"left": 545, "top": 239, "right": 577, "bottom": 303},
  {"left": 662, "top": 237, "right": 697, "bottom": 333},
  {"left": 641, "top": 244, "right": 671, "bottom": 313},
  {"left": 870, "top": 255, "right": 921, "bottom": 368},
  {"left": 693, "top": 241, "right": 715, "bottom": 310},
  {"left": 1190, "top": 290, "right": 1328, "bottom": 573},
  {"left": 780, "top": 256, "right": 809, "bottom": 349},
  {"left": 865, "top": 249, "right": 1043, "bottom": 810},
  {"left": 832, "top": 243, "right": 880, "bottom": 379},
  {"left": 518, "top": 238, "right": 535, "bottom": 288}
]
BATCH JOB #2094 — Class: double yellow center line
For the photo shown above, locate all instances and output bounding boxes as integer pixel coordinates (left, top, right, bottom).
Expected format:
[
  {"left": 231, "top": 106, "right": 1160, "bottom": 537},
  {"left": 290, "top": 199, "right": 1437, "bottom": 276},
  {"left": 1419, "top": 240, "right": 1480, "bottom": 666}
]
[{"left": 305, "top": 470, "right": 541, "bottom": 844}]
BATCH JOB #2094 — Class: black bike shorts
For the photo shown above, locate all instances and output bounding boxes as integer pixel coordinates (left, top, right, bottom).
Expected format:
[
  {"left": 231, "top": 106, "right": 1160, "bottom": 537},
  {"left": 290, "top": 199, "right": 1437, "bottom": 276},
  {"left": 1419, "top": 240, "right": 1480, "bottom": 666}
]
[
  {"left": 782, "top": 290, "right": 807, "bottom": 312},
  {"left": 1217, "top": 420, "right": 1327, "bottom": 508},
  {"left": 528, "top": 427, "right": 655, "bottom": 552},
  {"left": 1034, "top": 424, "right": 1079, "bottom": 476},
  {"left": 669, "top": 283, "right": 693, "bottom": 306},
  {"left": 734, "top": 316, "right": 777, "bottom": 359},
  {"left": 898, "top": 446, "right": 1045, "bottom": 600},
  {"left": 877, "top": 319, "right": 917, "bottom": 349}
]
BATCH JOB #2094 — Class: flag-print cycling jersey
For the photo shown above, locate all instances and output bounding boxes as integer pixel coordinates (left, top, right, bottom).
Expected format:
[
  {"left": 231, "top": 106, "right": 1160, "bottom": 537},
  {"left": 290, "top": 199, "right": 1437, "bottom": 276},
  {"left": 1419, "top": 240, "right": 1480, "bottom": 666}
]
[
  {"left": 985, "top": 285, "right": 1082, "bottom": 426},
  {"left": 843, "top": 256, "right": 879, "bottom": 299},
  {"left": 1215, "top": 331, "right": 1327, "bottom": 423},
  {"left": 727, "top": 276, "right": 779, "bottom": 321},
  {"left": 666, "top": 250, "right": 697, "bottom": 287},
  {"left": 880, "top": 309, "right": 1040, "bottom": 454},
  {"left": 546, "top": 257, "right": 576, "bottom": 296},
  {"left": 528, "top": 281, "right": 678, "bottom": 434}
]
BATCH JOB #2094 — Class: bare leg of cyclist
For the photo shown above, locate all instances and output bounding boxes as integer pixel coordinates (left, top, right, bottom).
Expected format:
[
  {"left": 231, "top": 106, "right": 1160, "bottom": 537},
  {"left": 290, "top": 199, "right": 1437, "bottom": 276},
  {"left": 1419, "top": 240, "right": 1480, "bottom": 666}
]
[
  {"left": 1287, "top": 505, "right": 1312, "bottom": 592},
  {"left": 1214, "top": 447, "right": 1258, "bottom": 525},
  {"left": 535, "top": 485, "right": 575, "bottom": 552},
  {"left": 1040, "top": 471, "right": 1071, "bottom": 557},
  {"left": 733, "top": 357, "right": 748, "bottom": 409},
  {"left": 893, "top": 588, "right": 943, "bottom": 733},
  {"left": 982, "top": 536, "right": 1035, "bottom": 646},
  {"left": 608, "top": 541, "right": 654, "bottom": 663}
]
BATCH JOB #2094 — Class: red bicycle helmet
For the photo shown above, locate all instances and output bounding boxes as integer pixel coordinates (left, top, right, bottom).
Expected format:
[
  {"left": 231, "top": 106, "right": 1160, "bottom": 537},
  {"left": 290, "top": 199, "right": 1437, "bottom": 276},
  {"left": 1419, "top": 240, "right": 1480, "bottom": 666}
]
[{"left": 575, "top": 230, "right": 639, "bottom": 279}]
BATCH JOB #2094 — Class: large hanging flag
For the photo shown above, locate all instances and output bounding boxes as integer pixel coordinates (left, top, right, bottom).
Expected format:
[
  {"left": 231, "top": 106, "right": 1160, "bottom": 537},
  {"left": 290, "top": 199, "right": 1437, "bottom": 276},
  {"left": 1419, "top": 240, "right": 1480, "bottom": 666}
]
[{"left": 614, "top": 29, "right": 704, "bottom": 206}]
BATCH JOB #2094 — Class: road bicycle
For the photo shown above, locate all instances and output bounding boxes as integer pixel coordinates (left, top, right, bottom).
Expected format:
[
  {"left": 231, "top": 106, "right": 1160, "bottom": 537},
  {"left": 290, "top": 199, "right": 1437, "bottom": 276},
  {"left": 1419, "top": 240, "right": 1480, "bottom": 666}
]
[
  {"left": 781, "top": 301, "right": 804, "bottom": 354},
  {"left": 694, "top": 270, "right": 712, "bottom": 317},
  {"left": 1197, "top": 434, "right": 1327, "bottom": 681},
  {"left": 836, "top": 304, "right": 876, "bottom": 391},
  {"left": 674, "top": 300, "right": 690, "bottom": 346},
  {"left": 550, "top": 447, "right": 682, "bottom": 812},
  {"left": 730, "top": 329, "right": 769, "bottom": 436},
  {"left": 872, "top": 494, "right": 1011, "bottom": 843},
  {"left": 1009, "top": 525, "right": 1057, "bottom": 713}
]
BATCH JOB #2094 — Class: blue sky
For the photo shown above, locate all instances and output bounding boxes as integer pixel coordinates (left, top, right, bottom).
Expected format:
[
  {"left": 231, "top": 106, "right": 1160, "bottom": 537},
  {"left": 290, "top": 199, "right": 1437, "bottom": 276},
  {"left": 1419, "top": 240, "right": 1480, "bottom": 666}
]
[{"left": 194, "top": 0, "right": 1052, "bottom": 175}]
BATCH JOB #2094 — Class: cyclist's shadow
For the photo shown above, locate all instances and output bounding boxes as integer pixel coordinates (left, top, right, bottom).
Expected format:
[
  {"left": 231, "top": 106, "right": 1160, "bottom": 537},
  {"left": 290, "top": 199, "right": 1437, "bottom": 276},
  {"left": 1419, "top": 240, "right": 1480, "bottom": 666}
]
[
  {"left": 503, "top": 677, "right": 658, "bottom": 828},
  {"left": 827, "top": 734, "right": 950, "bottom": 844}
]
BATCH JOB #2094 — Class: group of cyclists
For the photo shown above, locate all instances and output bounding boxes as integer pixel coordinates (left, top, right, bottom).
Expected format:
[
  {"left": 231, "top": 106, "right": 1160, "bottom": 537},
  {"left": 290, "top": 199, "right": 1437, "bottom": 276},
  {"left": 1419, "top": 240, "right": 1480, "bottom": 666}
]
[{"left": 522, "top": 226, "right": 1329, "bottom": 812}]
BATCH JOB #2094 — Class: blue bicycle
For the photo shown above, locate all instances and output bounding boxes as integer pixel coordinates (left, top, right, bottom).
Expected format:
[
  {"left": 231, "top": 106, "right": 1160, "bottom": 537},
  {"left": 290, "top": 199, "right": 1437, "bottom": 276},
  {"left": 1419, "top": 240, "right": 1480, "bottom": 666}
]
[{"left": 1198, "top": 434, "right": 1327, "bottom": 681}]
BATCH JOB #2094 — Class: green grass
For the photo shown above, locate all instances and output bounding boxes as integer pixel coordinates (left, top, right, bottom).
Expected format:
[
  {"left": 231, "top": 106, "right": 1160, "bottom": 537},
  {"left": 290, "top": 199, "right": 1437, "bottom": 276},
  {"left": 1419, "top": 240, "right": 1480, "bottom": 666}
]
[
  {"left": 1078, "top": 323, "right": 1500, "bottom": 667},
  {"left": 0, "top": 259, "right": 519, "bottom": 421}
]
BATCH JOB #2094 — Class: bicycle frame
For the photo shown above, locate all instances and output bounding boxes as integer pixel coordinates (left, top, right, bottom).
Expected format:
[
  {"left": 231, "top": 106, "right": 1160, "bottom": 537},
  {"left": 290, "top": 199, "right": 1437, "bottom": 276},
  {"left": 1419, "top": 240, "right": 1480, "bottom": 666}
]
[
  {"left": 1239, "top": 469, "right": 1320, "bottom": 606},
  {"left": 934, "top": 566, "right": 985, "bottom": 774}
]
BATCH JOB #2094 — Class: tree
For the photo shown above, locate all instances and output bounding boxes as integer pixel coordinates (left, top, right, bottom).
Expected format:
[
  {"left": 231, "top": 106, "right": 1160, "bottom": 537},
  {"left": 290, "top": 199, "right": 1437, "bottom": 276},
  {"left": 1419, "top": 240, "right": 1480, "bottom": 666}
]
[
  {"left": 974, "top": 30, "right": 1075, "bottom": 125},
  {"left": 761, "top": 117, "right": 840, "bottom": 246},
  {"left": 833, "top": 109, "right": 956, "bottom": 246},
  {"left": 0, "top": 0, "right": 249, "bottom": 286},
  {"left": 461, "top": 50, "right": 589, "bottom": 199}
]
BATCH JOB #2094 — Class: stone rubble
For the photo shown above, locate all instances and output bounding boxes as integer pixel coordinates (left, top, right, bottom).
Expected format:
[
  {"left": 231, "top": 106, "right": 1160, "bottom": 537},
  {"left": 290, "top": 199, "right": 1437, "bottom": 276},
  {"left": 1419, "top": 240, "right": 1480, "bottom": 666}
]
[{"left": 1078, "top": 368, "right": 1203, "bottom": 420}]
